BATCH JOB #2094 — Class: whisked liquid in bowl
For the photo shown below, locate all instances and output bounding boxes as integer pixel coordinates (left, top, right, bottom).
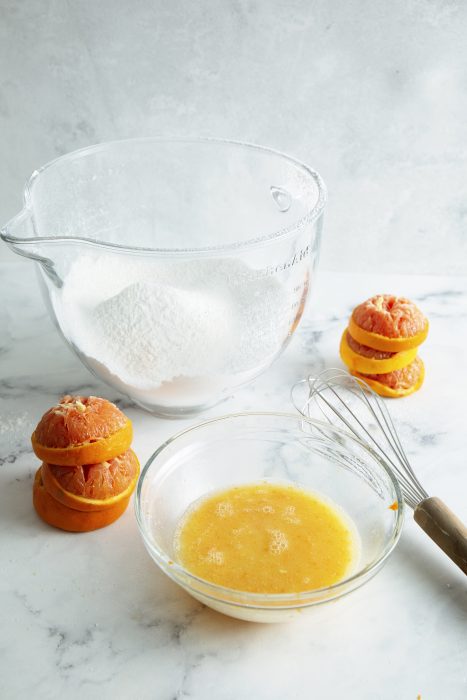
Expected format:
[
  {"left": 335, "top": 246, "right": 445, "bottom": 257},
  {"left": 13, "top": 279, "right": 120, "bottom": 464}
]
[{"left": 174, "top": 482, "right": 360, "bottom": 594}]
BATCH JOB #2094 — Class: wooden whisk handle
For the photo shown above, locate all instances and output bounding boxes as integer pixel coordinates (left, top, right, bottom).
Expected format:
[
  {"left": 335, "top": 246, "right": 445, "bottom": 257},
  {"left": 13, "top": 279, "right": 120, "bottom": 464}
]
[{"left": 414, "top": 497, "right": 467, "bottom": 575}]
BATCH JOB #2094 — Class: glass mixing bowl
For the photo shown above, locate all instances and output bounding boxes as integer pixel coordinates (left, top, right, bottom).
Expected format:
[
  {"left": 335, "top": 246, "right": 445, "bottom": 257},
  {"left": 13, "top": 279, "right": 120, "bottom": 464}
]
[
  {"left": 135, "top": 413, "right": 403, "bottom": 622},
  {"left": 1, "top": 138, "right": 325, "bottom": 417}
]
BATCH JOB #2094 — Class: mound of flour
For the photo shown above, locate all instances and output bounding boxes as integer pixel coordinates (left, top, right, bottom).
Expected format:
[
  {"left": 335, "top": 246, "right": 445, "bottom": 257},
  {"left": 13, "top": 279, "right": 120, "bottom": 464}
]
[{"left": 57, "top": 254, "right": 290, "bottom": 393}]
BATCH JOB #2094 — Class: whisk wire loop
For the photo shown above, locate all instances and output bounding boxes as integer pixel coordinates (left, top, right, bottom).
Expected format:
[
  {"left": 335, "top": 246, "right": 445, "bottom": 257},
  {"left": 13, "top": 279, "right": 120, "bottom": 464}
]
[{"left": 292, "top": 369, "right": 429, "bottom": 509}]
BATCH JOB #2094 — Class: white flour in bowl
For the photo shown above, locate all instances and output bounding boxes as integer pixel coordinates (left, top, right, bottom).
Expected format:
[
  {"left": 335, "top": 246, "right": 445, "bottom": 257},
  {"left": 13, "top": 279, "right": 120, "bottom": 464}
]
[{"left": 54, "top": 254, "right": 291, "bottom": 407}]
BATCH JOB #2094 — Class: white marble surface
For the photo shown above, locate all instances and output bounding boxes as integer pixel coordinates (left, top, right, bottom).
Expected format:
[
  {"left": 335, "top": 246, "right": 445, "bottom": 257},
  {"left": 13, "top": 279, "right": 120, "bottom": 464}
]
[
  {"left": 1, "top": 262, "right": 466, "bottom": 699},
  {"left": 1, "top": 1, "right": 467, "bottom": 273}
]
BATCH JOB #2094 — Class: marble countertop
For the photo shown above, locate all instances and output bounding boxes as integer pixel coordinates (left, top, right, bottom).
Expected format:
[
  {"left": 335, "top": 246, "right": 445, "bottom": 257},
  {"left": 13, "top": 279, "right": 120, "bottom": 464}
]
[{"left": 1, "top": 262, "right": 466, "bottom": 699}]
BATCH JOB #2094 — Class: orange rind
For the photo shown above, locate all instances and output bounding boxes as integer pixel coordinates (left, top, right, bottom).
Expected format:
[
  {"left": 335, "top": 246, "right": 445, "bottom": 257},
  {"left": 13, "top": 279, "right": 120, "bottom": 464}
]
[
  {"left": 41, "top": 449, "right": 140, "bottom": 513},
  {"left": 31, "top": 395, "right": 132, "bottom": 466},
  {"left": 348, "top": 317, "right": 429, "bottom": 353},
  {"left": 350, "top": 356, "right": 425, "bottom": 398},
  {"left": 340, "top": 330, "right": 418, "bottom": 375},
  {"left": 33, "top": 467, "right": 131, "bottom": 532}
]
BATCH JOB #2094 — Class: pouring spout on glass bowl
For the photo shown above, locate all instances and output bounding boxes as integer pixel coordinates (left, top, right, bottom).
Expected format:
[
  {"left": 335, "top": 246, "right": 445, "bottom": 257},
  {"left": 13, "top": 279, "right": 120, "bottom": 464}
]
[{"left": 1, "top": 207, "right": 64, "bottom": 288}]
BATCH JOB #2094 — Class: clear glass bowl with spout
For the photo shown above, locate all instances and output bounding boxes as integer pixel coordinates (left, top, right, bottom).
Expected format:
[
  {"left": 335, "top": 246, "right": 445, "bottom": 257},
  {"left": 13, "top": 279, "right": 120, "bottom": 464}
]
[
  {"left": 135, "top": 413, "right": 403, "bottom": 622},
  {"left": 1, "top": 138, "right": 326, "bottom": 416}
]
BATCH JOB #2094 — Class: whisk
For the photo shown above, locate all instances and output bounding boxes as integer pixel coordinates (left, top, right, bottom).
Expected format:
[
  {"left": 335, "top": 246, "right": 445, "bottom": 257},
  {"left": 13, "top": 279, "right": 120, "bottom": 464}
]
[{"left": 292, "top": 368, "right": 467, "bottom": 576}]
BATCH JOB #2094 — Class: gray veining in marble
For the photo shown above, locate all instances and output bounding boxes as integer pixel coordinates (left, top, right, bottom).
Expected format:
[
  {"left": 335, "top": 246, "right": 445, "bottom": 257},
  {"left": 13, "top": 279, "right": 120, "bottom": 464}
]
[{"left": 1, "top": 262, "right": 467, "bottom": 699}]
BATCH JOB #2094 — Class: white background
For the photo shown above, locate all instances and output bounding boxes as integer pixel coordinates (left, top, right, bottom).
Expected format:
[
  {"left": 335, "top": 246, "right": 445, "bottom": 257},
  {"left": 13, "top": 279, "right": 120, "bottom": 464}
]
[{"left": 1, "top": 0, "right": 466, "bottom": 272}]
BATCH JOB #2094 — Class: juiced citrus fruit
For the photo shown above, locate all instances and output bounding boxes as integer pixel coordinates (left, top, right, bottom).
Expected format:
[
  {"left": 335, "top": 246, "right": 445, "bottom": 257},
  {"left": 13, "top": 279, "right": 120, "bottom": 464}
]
[
  {"left": 349, "top": 294, "right": 429, "bottom": 352},
  {"left": 33, "top": 467, "right": 132, "bottom": 532},
  {"left": 350, "top": 356, "right": 425, "bottom": 398},
  {"left": 40, "top": 449, "right": 140, "bottom": 513},
  {"left": 31, "top": 395, "right": 138, "bottom": 532},
  {"left": 31, "top": 395, "right": 132, "bottom": 466},
  {"left": 340, "top": 330, "right": 418, "bottom": 374},
  {"left": 340, "top": 294, "right": 429, "bottom": 398}
]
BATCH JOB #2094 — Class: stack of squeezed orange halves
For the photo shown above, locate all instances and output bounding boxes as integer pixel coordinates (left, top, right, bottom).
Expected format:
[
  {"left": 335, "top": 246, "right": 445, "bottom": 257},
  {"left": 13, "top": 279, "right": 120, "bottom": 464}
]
[
  {"left": 339, "top": 294, "right": 429, "bottom": 398},
  {"left": 31, "top": 396, "right": 139, "bottom": 532}
]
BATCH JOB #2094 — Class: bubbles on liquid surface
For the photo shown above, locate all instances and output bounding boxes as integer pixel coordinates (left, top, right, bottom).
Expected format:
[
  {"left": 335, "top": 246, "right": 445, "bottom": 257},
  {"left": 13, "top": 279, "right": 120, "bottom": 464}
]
[
  {"left": 204, "top": 548, "right": 224, "bottom": 565},
  {"left": 268, "top": 529, "right": 288, "bottom": 554},
  {"left": 215, "top": 501, "right": 234, "bottom": 518},
  {"left": 282, "top": 504, "right": 300, "bottom": 524},
  {"left": 232, "top": 527, "right": 246, "bottom": 536}
]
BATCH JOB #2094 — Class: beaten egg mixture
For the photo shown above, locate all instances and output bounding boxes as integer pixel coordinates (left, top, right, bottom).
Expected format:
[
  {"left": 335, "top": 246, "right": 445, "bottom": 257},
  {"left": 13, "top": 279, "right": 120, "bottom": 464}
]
[{"left": 175, "top": 482, "right": 358, "bottom": 594}]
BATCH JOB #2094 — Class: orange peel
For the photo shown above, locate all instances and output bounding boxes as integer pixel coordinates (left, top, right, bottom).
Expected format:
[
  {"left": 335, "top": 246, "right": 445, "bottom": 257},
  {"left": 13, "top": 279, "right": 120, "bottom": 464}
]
[
  {"left": 350, "top": 356, "right": 425, "bottom": 398},
  {"left": 32, "top": 421, "right": 132, "bottom": 466},
  {"left": 33, "top": 467, "right": 131, "bottom": 532},
  {"left": 340, "top": 330, "right": 418, "bottom": 374},
  {"left": 348, "top": 316, "right": 429, "bottom": 352},
  {"left": 41, "top": 449, "right": 140, "bottom": 513}
]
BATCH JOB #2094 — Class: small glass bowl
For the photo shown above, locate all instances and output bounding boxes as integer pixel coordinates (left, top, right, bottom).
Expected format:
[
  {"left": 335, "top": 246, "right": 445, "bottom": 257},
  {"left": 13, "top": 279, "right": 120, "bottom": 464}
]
[{"left": 135, "top": 413, "right": 403, "bottom": 622}]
